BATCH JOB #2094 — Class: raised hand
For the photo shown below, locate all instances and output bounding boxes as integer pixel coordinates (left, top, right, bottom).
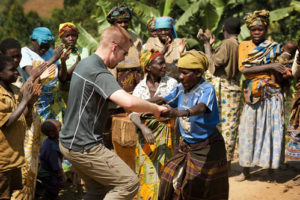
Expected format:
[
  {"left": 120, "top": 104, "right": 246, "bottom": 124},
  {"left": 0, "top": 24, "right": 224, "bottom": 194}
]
[
  {"left": 76, "top": 51, "right": 81, "bottom": 63},
  {"left": 178, "top": 38, "right": 187, "bottom": 54},
  {"left": 53, "top": 44, "right": 65, "bottom": 61},
  {"left": 61, "top": 46, "right": 72, "bottom": 63},
  {"left": 22, "top": 81, "right": 34, "bottom": 103},
  {"left": 28, "top": 81, "right": 42, "bottom": 105},
  {"left": 29, "top": 62, "right": 48, "bottom": 81},
  {"left": 197, "top": 28, "right": 209, "bottom": 43},
  {"left": 205, "top": 29, "right": 215, "bottom": 45},
  {"left": 40, "top": 64, "right": 56, "bottom": 80},
  {"left": 197, "top": 28, "right": 215, "bottom": 45}
]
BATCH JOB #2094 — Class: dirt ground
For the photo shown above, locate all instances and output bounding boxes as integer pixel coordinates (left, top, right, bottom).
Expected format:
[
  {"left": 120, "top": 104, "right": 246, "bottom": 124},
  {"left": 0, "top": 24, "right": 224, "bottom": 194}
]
[{"left": 53, "top": 160, "right": 300, "bottom": 200}]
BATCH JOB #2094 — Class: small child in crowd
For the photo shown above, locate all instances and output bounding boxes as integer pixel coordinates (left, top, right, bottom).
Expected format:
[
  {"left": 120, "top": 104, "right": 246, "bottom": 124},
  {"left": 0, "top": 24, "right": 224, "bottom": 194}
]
[
  {"left": 38, "top": 119, "right": 66, "bottom": 200},
  {"left": 271, "top": 40, "right": 297, "bottom": 83}
]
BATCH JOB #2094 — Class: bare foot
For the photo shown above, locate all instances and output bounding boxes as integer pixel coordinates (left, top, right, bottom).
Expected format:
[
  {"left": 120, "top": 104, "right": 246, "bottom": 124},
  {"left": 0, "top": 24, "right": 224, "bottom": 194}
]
[
  {"left": 235, "top": 172, "right": 250, "bottom": 182},
  {"left": 293, "top": 177, "right": 300, "bottom": 186},
  {"left": 235, "top": 167, "right": 250, "bottom": 182}
]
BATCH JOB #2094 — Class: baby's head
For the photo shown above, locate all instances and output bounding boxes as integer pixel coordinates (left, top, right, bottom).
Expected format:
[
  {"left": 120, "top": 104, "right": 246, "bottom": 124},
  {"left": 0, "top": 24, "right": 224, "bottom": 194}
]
[
  {"left": 41, "top": 119, "right": 61, "bottom": 140},
  {"left": 282, "top": 41, "right": 297, "bottom": 57}
]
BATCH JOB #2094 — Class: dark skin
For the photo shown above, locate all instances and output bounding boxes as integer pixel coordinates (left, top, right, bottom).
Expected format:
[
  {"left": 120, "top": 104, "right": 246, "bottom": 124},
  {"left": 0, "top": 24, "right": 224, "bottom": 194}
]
[
  {"left": 241, "top": 24, "right": 285, "bottom": 77},
  {"left": 150, "top": 68, "right": 208, "bottom": 119},
  {"left": 0, "top": 62, "right": 35, "bottom": 127},
  {"left": 130, "top": 55, "right": 167, "bottom": 144},
  {"left": 114, "top": 19, "right": 129, "bottom": 30},
  {"left": 236, "top": 24, "right": 282, "bottom": 182},
  {"left": 156, "top": 28, "right": 173, "bottom": 55},
  {"left": 4, "top": 48, "right": 48, "bottom": 83},
  {"left": 23, "top": 41, "right": 67, "bottom": 82},
  {"left": 43, "top": 119, "right": 67, "bottom": 184},
  {"left": 60, "top": 29, "right": 81, "bottom": 81},
  {"left": 156, "top": 28, "right": 186, "bottom": 55}
]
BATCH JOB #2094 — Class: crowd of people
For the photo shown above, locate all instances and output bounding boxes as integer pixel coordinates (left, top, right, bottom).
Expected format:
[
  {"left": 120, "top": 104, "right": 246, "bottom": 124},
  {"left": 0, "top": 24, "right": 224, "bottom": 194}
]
[{"left": 0, "top": 3, "right": 300, "bottom": 200}]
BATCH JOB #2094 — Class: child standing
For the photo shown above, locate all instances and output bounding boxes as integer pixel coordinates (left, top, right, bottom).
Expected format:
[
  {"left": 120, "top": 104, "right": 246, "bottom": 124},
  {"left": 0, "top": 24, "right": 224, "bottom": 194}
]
[
  {"left": 38, "top": 119, "right": 66, "bottom": 200},
  {"left": 0, "top": 55, "right": 35, "bottom": 199}
]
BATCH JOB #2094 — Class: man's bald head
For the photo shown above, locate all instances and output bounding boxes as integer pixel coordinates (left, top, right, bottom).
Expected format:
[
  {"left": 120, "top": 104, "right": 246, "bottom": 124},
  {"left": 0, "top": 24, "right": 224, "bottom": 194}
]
[{"left": 99, "top": 25, "right": 131, "bottom": 50}]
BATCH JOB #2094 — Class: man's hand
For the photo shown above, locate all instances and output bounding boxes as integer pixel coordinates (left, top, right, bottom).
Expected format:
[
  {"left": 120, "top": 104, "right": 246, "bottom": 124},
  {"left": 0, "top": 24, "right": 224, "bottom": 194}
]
[
  {"left": 153, "top": 105, "right": 168, "bottom": 121},
  {"left": 161, "top": 36, "right": 171, "bottom": 55},
  {"left": 140, "top": 126, "right": 155, "bottom": 144}
]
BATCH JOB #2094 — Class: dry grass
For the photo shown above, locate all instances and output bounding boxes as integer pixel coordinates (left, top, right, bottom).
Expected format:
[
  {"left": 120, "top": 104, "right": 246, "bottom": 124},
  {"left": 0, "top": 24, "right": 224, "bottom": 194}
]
[{"left": 23, "top": 0, "right": 63, "bottom": 18}]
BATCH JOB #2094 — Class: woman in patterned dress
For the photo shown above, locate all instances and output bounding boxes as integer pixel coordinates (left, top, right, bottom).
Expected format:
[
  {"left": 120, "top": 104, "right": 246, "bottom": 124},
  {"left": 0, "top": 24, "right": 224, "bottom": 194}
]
[
  {"left": 130, "top": 49, "right": 177, "bottom": 200},
  {"left": 236, "top": 10, "right": 287, "bottom": 181}
]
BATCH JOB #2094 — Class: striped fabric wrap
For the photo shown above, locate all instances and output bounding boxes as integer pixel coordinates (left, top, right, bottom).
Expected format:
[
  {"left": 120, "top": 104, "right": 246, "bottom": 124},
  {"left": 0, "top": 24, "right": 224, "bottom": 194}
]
[
  {"left": 242, "top": 40, "right": 282, "bottom": 68},
  {"left": 242, "top": 40, "right": 282, "bottom": 104},
  {"left": 158, "top": 130, "right": 229, "bottom": 200}
]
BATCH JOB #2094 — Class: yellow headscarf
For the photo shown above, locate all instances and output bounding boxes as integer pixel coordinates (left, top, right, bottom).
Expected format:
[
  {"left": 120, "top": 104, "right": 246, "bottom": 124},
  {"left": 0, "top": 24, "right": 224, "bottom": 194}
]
[
  {"left": 58, "top": 22, "right": 79, "bottom": 37},
  {"left": 177, "top": 50, "right": 209, "bottom": 73},
  {"left": 245, "top": 10, "right": 269, "bottom": 29},
  {"left": 140, "top": 49, "right": 162, "bottom": 72},
  {"left": 147, "top": 17, "right": 156, "bottom": 30}
]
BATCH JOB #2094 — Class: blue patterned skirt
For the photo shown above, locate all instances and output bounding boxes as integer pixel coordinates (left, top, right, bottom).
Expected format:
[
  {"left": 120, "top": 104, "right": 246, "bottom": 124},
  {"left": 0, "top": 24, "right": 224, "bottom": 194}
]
[{"left": 238, "top": 87, "right": 285, "bottom": 169}]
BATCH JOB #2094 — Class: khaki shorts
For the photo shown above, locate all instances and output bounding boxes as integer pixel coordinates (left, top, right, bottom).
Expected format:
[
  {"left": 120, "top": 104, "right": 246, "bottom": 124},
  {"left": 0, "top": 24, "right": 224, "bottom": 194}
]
[{"left": 0, "top": 168, "right": 22, "bottom": 199}]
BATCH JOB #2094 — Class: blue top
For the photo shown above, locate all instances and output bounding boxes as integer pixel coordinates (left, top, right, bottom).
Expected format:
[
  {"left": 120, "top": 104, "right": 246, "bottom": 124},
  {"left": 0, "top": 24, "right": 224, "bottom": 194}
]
[{"left": 164, "top": 79, "right": 219, "bottom": 143}]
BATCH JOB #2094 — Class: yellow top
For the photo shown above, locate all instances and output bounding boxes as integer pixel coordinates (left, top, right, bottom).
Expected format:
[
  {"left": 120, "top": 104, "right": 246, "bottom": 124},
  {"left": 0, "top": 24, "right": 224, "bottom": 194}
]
[
  {"left": 0, "top": 84, "right": 27, "bottom": 171},
  {"left": 238, "top": 40, "right": 271, "bottom": 80}
]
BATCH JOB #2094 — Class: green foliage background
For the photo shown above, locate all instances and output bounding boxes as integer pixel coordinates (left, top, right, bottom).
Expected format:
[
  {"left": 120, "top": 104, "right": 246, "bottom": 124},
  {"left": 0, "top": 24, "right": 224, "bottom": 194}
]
[
  {"left": 0, "top": 0, "right": 298, "bottom": 133},
  {"left": 2, "top": 0, "right": 300, "bottom": 48}
]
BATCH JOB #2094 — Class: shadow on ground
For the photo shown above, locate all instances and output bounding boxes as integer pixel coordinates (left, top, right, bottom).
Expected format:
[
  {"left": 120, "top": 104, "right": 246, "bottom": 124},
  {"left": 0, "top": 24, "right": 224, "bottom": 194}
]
[{"left": 230, "top": 160, "right": 300, "bottom": 184}]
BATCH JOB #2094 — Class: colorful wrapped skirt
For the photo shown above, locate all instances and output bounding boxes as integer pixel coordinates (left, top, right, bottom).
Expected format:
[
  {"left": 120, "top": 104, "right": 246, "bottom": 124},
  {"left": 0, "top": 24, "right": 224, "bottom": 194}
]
[
  {"left": 135, "top": 118, "right": 175, "bottom": 200},
  {"left": 158, "top": 130, "right": 228, "bottom": 200}
]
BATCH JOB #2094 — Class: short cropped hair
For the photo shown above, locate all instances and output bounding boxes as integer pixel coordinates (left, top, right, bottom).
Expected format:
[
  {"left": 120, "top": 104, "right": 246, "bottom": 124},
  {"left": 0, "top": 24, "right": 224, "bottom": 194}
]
[
  {"left": 0, "top": 55, "right": 14, "bottom": 72},
  {"left": 0, "top": 38, "right": 21, "bottom": 55},
  {"left": 100, "top": 25, "right": 132, "bottom": 48},
  {"left": 41, "top": 120, "right": 57, "bottom": 137},
  {"left": 224, "top": 17, "right": 241, "bottom": 35}
]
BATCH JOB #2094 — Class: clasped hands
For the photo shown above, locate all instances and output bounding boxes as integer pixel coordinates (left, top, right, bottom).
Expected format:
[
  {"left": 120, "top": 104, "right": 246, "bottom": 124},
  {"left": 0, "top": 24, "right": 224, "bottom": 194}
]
[{"left": 155, "top": 105, "right": 179, "bottom": 121}]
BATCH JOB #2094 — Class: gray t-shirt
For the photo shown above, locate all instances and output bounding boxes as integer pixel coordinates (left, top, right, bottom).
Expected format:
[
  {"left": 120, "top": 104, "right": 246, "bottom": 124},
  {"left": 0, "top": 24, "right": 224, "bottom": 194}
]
[{"left": 60, "top": 54, "right": 121, "bottom": 152}]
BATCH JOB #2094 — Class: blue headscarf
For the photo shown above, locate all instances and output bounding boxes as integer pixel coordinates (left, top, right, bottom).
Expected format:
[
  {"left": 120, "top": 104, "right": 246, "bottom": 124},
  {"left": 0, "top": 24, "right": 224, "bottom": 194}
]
[
  {"left": 155, "top": 16, "right": 178, "bottom": 38},
  {"left": 30, "top": 27, "right": 54, "bottom": 45}
]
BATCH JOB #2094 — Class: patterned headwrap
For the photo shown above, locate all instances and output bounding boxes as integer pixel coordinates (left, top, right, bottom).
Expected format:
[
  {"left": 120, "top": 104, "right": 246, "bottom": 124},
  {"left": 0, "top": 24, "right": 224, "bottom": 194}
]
[
  {"left": 155, "top": 16, "right": 178, "bottom": 38},
  {"left": 245, "top": 10, "right": 270, "bottom": 29},
  {"left": 177, "top": 50, "right": 209, "bottom": 73},
  {"left": 106, "top": 4, "right": 132, "bottom": 24},
  {"left": 140, "top": 49, "right": 162, "bottom": 72},
  {"left": 147, "top": 17, "right": 156, "bottom": 30},
  {"left": 30, "top": 27, "right": 54, "bottom": 45},
  {"left": 58, "top": 22, "right": 79, "bottom": 38}
]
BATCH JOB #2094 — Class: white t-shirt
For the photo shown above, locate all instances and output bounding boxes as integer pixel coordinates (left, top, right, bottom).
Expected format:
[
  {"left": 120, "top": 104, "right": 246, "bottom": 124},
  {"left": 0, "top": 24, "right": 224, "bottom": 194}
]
[{"left": 19, "top": 47, "right": 59, "bottom": 88}]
